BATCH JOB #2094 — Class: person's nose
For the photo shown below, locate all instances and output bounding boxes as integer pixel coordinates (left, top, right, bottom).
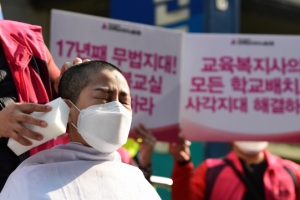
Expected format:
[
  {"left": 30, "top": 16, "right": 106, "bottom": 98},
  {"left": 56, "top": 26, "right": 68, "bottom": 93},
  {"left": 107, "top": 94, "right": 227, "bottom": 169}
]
[{"left": 110, "top": 90, "right": 119, "bottom": 102}]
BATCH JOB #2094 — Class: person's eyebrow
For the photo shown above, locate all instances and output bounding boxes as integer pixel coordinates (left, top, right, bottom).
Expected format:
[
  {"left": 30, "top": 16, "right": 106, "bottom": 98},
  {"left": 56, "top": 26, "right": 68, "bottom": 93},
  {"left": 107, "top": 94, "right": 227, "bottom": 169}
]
[
  {"left": 94, "top": 87, "right": 110, "bottom": 92},
  {"left": 93, "top": 87, "right": 130, "bottom": 96}
]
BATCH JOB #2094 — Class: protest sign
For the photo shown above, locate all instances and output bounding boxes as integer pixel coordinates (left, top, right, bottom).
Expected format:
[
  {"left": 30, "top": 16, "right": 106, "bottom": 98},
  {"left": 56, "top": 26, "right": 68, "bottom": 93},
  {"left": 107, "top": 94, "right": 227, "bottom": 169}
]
[
  {"left": 181, "top": 34, "right": 300, "bottom": 142},
  {"left": 50, "top": 10, "right": 182, "bottom": 142}
]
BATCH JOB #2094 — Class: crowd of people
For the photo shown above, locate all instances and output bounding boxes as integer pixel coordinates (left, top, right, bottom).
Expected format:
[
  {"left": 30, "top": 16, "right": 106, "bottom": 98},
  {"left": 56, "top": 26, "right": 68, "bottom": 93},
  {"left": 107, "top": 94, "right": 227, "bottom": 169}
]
[{"left": 0, "top": 19, "right": 299, "bottom": 200}]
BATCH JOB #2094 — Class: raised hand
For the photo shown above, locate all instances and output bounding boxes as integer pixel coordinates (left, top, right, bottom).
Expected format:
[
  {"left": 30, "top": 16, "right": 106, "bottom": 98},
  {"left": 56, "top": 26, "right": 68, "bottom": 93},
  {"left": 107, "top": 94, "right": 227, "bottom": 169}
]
[
  {"left": 169, "top": 134, "right": 191, "bottom": 162},
  {"left": 134, "top": 123, "right": 156, "bottom": 167}
]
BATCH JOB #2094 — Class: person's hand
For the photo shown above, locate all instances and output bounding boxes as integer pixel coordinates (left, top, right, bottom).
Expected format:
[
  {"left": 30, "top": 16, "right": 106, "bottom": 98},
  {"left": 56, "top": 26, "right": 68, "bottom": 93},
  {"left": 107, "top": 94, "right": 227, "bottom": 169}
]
[
  {"left": 0, "top": 103, "right": 52, "bottom": 145},
  {"left": 134, "top": 123, "right": 156, "bottom": 167},
  {"left": 169, "top": 135, "right": 191, "bottom": 162},
  {"left": 54, "top": 57, "right": 90, "bottom": 93}
]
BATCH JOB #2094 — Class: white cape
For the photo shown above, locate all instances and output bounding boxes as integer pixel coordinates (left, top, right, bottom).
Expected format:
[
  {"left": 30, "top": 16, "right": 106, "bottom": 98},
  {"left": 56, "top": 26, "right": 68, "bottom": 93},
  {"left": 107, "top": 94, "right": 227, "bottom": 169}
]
[{"left": 0, "top": 142, "right": 161, "bottom": 200}]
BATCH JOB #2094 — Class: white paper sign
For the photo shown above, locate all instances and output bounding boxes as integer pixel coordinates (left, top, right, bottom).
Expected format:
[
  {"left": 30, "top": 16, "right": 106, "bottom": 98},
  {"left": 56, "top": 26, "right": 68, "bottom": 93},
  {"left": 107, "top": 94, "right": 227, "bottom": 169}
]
[
  {"left": 50, "top": 9, "right": 182, "bottom": 142},
  {"left": 181, "top": 34, "right": 300, "bottom": 142}
]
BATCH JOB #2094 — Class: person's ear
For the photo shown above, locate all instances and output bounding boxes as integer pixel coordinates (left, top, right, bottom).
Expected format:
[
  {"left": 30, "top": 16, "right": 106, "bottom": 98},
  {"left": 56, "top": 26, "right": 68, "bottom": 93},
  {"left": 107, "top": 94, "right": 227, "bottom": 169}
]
[
  {"left": 63, "top": 99, "right": 73, "bottom": 123},
  {"left": 63, "top": 99, "right": 72, "bottom": 108}
]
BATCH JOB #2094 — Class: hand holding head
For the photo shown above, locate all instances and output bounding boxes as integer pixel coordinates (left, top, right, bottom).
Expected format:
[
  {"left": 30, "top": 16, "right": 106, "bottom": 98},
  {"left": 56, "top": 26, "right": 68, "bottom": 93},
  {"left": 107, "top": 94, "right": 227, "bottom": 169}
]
[{"left": 54, "top": 57, "right": 91, "bottom": 93}]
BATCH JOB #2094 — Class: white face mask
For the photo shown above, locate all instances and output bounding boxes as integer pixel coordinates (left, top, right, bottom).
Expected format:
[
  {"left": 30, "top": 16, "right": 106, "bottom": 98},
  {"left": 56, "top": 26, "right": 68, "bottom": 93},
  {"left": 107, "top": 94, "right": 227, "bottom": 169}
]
[
  {"left": 234, "top": 141, "right": 269, "bottom": 155},
  {"left": 69, "top": 101, "right": 132, "bottom": 153}
]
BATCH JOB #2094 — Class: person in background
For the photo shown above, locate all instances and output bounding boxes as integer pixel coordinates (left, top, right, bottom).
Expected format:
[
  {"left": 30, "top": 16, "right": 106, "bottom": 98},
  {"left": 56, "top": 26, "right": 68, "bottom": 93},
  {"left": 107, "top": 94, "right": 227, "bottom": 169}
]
[
  {"left": 0, "top": 20, "right": 79, "bottom": 192},
  {"left": 170, "top": 136, "right": 300, "bottom": 200},
  {"left": 118, "top": 123, "right": 157, "bottom": 182},
  {"left": 0, "top": 60, "right": 161, "bottom": 200}
]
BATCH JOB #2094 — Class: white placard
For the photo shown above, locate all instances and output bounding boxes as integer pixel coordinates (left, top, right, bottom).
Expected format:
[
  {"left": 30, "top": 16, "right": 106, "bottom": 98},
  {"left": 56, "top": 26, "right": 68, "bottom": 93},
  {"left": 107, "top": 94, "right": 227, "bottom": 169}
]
[
  {"left": 181, "top": 34, "right": 300, "bottom": 142},
  {"left": 50, "top": 9, "right": 182, "bottom": 142}
]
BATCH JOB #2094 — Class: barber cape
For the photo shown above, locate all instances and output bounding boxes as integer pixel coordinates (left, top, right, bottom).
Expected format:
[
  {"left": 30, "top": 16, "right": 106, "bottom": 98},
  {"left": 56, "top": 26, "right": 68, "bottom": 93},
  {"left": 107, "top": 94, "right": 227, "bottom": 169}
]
[{"left": 0, "top": 142, "right": 161, "bottom": 200}]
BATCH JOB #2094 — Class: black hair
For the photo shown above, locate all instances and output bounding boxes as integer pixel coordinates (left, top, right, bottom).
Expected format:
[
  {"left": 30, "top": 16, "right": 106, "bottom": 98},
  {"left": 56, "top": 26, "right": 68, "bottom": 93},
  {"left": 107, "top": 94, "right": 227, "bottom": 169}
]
[{"left": 58, "top": 60, "right": 122, "bottom": 104}]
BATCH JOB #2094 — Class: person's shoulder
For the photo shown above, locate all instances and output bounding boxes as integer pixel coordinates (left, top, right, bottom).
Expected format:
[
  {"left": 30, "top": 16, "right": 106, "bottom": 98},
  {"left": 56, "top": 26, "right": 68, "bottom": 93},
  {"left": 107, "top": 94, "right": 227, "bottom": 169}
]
[
  {"left": 281, "top": 158, "right": 299, "bottom": 171},
  {"left": 5, "top": 157, "right": 40, "bottom": 186},
  {"left": 115, "top": 163, "right": 161, "bottom": 200},
  {"left": 102, "top": 161, "right": 144, "bottom": 173},
  {"left": 0, "top": 20, "right": 43, "bottom": 40},
  {"left": 205, "top": 157, "right": 226, "bottom": 168},
  {"left": 0, "top": 20, "right": 41, "bottom": 30},
  {"left": 267, "top": 152, "right": 299, "bottom": 171},
  {"left": 0, "top": 166, "right": 29, "bottom": 200},
  {"left": 18, "top": 147, "right": 64, "bottom": 168}
]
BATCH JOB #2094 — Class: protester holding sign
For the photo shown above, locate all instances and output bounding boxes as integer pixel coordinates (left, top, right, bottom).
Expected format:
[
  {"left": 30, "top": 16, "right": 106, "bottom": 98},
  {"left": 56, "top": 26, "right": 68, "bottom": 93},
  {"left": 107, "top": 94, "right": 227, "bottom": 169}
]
[
  {"left": 170, "top": 137, "right": 300, "bottom": 200},
  {"left": 0, "top": 60, "right": 161, "bottom": 200},
  {"left": 118, "top": 124, "right": 156, "bottom": 183},
  {"left": 181, "top": 34, "right": 300, "bottom": 143}
]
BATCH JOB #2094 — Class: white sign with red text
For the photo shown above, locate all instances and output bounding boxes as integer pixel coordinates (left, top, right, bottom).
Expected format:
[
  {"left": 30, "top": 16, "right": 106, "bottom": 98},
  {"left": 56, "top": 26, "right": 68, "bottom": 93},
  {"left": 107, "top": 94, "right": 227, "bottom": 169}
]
[
  {"left": 50, "top": 9, "right": 182, "bottom": 142},
  {"left": 181, "top": 34, "right": 300, "bottom": 142}
]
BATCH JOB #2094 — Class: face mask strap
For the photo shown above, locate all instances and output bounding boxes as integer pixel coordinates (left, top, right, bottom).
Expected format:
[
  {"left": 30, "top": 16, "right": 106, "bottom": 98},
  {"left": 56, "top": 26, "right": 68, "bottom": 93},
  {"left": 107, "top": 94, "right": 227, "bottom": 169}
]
[
  {"left": 71, "top": 123, "right": 78, "bottom": 130},
  {"left": 68, "top": 100, "right": 81, "bottom": 130},
  {"left": 68, "top": 99, "right": 81, "bottom": 112}
]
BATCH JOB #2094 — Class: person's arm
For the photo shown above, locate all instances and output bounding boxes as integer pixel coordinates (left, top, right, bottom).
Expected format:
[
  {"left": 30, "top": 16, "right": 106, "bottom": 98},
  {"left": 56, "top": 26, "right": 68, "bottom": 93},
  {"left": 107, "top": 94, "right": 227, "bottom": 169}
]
[
  {"left": 170, "top": 135, "right": 207, "bottom": 200},
  {"left": 0, "top": 46, "right": 66, "bottom": 146},
  {"left": 171, "top": 160, "right": 194, "bottom": 200},
  {"left": 170, "top": 135, "right": 192, "bottom": 200},
  {"left": 133, "top": 123, "right": 156, "bottom": 182},
  {"left": 45, "top": 46, "right": 60, "bottom": 84},
  {"left": 295, "top": 168, "right": 300, "bottom": 199},
  {"left": 134, "top": 123, "right": 156, "bottom": 168},
  {"left": 0, "top": 47, "right": 86, "bottom": 146},
  {"left": 171, "top": 160, "right": 207, "bottom": 200}
]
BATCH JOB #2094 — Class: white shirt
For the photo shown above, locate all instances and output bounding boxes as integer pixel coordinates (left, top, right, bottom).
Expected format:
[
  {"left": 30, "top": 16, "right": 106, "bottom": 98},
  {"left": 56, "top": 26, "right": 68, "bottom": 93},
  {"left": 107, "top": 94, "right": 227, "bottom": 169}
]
[{"left": 0, "top": 142, "right": 161, "bottom": 200}]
